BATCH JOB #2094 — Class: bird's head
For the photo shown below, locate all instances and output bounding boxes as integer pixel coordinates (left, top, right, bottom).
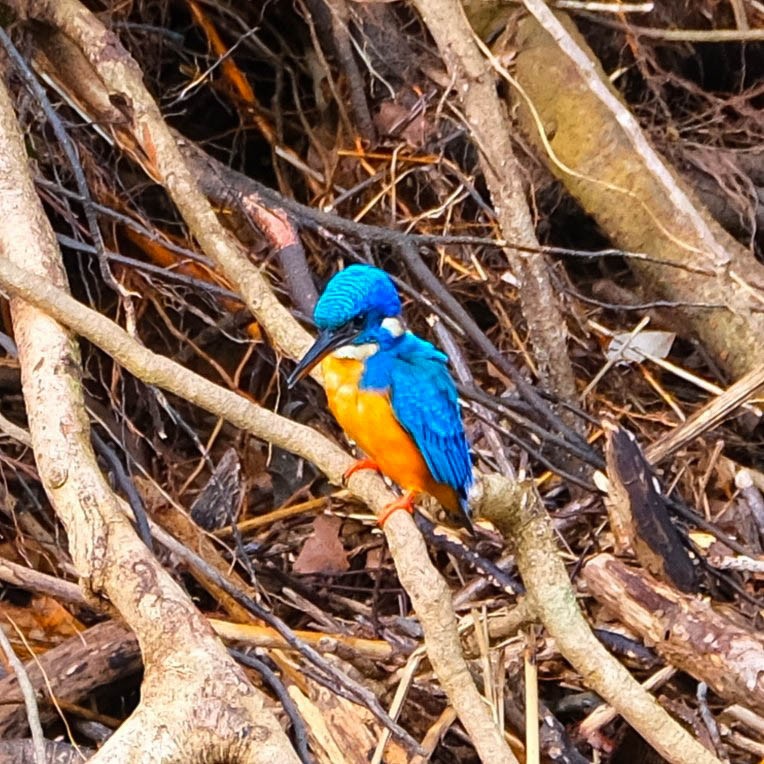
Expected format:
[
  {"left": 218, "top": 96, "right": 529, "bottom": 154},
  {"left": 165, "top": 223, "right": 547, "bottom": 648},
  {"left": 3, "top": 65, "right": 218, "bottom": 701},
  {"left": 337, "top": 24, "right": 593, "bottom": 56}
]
[{"left": 287, "top": 264, "right": 403, "bottom": 387}]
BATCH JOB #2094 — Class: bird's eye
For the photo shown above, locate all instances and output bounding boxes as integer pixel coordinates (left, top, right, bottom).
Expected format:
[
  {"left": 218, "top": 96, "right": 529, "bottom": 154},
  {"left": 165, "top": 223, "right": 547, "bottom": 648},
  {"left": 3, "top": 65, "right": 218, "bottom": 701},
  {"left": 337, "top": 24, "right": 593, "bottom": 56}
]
[{"left": 351, "top": 314, "right": 366, "bottom": 330}]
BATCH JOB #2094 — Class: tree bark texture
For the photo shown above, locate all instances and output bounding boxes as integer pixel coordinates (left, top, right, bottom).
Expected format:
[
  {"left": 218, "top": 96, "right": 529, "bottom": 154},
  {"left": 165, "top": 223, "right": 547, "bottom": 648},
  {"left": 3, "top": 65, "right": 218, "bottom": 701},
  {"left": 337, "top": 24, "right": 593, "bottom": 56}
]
[
  {"left": 511, "top": 11, "right": 764, "bottom": 379},
  {"left": 583, "top": 553, "right": 764, "bottom": 716},
  {"left": 0, "top": 65, "right": 299, "bottom": 763}
]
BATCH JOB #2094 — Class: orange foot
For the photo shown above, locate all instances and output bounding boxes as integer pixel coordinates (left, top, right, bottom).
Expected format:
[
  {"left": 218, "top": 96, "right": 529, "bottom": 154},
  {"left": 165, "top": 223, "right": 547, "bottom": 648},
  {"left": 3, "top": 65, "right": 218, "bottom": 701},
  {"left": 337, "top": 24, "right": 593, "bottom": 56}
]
[
  {"left": 343, "top": 458, "right": 381, "bottom": 482},
  {"left": 377, "top": 491, "right": 417, "bottom": 529}
]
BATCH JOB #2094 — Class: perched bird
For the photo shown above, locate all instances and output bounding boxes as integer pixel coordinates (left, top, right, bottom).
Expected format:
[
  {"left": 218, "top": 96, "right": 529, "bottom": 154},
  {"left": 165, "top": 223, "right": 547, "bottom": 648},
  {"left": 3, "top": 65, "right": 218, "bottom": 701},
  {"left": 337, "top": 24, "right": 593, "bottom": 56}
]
[{"left": 287, "top": 264, "right": 473, "bottom": 531}]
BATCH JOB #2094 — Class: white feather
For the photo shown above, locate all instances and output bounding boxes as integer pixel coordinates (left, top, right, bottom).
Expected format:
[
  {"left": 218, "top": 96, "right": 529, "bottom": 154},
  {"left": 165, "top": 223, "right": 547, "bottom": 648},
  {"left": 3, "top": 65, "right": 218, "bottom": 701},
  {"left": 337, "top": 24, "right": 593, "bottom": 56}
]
[
  {"left": 381, "top": 317, "right": 404, "bottom": 337},
  {"left": 331, "top": 317, "right": 403, "bottom": 359},
  {"left": 332, "top": 343, "right": 378, "bottom": 360}
]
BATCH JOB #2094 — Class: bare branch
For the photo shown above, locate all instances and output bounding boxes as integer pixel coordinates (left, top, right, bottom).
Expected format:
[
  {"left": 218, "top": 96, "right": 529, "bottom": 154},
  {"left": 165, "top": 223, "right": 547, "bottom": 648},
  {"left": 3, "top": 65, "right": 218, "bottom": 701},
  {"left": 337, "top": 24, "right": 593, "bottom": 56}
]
[
  {"left": 0, "top": 67, "right": 299, "bottom": 763},
  {"left": 411, "top": 0, "right": 580, "bottom": 420},
  {"left": 479, "top": 475, "right": 721, "bottom": 764}
]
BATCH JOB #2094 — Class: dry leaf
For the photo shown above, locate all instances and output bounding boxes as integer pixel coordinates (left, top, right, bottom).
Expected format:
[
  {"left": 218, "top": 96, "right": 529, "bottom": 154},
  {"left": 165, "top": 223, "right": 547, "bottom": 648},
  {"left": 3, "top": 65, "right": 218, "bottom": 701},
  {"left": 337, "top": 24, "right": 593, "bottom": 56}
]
[
  {"left": 374, "top": 100, "right": 431, "bottom": 148},
  {"left": 293, "top": 515, "right": 349, "bottom": 575},
  {"left": 606, "top": 330, "right": 675, "bottom": 364},
  {"left": 0, "top": 595, "right": 84, "bottom": 660}
]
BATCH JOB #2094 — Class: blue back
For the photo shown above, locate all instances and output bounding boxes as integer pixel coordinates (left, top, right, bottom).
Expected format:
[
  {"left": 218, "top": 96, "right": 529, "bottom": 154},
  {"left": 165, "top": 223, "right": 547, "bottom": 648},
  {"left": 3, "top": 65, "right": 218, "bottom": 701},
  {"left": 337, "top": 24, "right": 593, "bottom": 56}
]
[{"left": 361, "top": 333, "right": 473, "bottom": 500}]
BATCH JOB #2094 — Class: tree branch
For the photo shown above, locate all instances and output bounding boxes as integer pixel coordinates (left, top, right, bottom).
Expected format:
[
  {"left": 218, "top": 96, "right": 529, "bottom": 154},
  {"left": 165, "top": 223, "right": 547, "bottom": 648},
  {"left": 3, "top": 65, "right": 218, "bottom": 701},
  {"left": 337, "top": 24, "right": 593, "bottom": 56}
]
[
  {"left": 5, "top": 1, "right": 517, "bottom": 758},
  {"left": 411, "top": 0, "right": 579, "bottom": 423},
  {"left": 0, "top": 69, "right": 299, "bottom": 764},
  {"left": 479, "top": 475, "right": 720, "bottom": 764},
  {"left": 0, "top": 254, "right": 515, "bottom": 763}
]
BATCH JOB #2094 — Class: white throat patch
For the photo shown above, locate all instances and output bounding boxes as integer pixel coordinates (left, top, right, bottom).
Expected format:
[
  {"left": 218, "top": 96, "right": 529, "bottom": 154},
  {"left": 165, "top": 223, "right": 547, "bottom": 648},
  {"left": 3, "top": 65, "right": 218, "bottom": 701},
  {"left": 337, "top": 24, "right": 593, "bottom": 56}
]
[
  {"left": 330, "top": 316, "right": 404, "bottom": 360},
  {"left": 331, "top": 343, "right": 378, "bottom": 360}
]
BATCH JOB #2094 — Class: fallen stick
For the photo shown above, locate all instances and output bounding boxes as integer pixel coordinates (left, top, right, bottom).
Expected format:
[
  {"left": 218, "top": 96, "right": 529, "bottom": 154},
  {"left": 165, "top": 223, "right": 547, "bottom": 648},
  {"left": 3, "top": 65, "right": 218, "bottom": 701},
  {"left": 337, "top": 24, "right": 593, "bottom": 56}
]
[{"left": 582, "top": 553, "right": 764, "bottom": 716}]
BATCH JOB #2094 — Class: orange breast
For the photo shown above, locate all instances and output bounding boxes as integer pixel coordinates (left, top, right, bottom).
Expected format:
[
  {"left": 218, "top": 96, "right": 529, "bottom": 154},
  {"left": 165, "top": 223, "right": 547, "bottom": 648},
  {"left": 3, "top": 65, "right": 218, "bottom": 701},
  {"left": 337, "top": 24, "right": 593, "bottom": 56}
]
[{"left": 321, "top": 355, "right": 458, "bottom": 511}]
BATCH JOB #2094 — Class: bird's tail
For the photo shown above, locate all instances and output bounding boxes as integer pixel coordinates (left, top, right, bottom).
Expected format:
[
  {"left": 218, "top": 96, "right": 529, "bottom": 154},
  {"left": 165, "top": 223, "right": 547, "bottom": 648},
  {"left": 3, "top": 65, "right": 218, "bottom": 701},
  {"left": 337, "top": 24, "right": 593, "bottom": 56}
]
[{"left": 456, "top": 490, "right": 475, "bottom": 536}]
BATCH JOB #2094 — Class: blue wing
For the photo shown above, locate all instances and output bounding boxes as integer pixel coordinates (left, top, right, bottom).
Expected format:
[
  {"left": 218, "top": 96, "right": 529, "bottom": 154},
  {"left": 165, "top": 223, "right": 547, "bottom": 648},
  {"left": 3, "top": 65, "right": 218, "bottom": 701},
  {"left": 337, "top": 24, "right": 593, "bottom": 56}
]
[{"left": 367, "top": 335, "right": 472, "bottom": 497}]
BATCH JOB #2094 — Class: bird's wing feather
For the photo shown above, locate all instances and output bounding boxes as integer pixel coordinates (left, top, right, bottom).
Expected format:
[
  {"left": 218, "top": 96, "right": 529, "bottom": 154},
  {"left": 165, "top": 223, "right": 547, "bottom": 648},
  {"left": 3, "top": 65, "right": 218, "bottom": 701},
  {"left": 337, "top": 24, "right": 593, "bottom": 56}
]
[{"left": 386, "top": 342, "right": 472, "bottom": 494}]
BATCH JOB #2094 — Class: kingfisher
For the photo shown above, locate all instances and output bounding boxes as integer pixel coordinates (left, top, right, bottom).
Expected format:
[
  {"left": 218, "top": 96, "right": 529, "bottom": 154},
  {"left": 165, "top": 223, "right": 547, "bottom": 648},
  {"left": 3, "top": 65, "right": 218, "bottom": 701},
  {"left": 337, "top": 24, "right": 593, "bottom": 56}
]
[{"left": 287, "top": 264, "right": 473, "bottom": 531}]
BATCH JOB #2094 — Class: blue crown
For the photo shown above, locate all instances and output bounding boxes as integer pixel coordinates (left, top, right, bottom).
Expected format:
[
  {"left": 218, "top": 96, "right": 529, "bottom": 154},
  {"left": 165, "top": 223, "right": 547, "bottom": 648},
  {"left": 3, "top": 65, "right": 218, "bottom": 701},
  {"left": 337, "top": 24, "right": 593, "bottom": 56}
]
[{"left": 314, "top": 265, "right": 401, "bottom": 330}]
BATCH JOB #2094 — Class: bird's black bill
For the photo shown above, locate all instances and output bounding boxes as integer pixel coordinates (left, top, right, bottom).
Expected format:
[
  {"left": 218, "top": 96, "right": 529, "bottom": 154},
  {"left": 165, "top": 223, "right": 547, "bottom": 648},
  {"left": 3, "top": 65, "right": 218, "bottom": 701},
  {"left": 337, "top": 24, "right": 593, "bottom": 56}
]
[{"left": 286, "top": 326, "right": 361, "bottom": 388}]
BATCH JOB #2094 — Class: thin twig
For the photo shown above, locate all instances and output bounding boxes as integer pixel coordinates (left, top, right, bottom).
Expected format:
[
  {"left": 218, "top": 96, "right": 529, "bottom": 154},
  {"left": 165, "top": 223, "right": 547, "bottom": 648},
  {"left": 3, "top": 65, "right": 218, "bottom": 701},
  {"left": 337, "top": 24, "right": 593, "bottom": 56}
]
[
  {"left": 0, "top": 27, "right": 121, "bottom": 295},
  {"left": 231, "top": 650, "right": 314, "bottom": 764},
  {"left": 524, "top": 627, "right": 539, "bottom": 764},
  {"left": 581, "top": 13, "right": 764, "bottom": 41},
  {"left": 0, "top": 623, "right": 46, "bottom": 764}
]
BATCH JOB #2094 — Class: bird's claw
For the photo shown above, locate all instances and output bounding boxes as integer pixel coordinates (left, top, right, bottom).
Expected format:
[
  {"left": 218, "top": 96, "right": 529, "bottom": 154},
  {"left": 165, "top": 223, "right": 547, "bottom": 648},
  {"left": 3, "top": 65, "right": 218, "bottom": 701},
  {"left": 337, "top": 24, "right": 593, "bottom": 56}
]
[
  {"left": 377, "top": 491, "right": 417, "bottom": 529},
  {"left": 342, "top": 458, "right": 381, "bottom": 484}
]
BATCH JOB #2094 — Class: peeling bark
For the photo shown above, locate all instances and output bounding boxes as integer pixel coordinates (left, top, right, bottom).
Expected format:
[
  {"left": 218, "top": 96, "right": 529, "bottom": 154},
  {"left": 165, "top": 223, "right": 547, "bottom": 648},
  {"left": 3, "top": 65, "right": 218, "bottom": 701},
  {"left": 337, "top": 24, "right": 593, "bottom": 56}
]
[{"left": 583, "top": 554, "right": 764, "bottom": 716}]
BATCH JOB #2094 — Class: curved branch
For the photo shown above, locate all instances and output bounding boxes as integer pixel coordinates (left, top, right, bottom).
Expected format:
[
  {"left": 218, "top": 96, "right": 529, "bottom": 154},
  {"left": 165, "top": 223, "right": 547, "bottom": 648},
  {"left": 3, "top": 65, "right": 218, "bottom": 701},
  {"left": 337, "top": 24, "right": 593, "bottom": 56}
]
[
  {"left": 479, "top": 475, "right": 720, "bottom": 764},
  {"left": 6, "top": 1, "right": 517, "bottom": 759},
  {"left": 0, "top": 252, "right": 515, "bottom": 764},
  {"left": 0, "top": 69, "right": 299, "bottom": 764}
]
